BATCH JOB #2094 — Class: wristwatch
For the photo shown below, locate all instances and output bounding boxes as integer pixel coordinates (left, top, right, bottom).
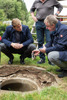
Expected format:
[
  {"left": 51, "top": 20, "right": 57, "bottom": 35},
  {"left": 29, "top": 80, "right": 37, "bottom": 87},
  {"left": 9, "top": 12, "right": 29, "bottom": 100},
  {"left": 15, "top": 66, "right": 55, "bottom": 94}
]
[{"left": 55, "top": 13, "right": 58, "bottom": 16}]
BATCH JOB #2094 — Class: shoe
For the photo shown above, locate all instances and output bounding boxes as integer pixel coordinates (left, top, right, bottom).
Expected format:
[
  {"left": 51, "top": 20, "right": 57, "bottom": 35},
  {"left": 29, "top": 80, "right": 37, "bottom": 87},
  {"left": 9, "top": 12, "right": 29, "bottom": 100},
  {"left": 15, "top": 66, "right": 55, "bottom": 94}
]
[
  {"left": 48, "top": 61, "right": 55, "bottom": 66},
  {"left": 56, "top": 68, "right": 63, "bottom": 72},
  {"left": 20, "top": 56, "right": 25, "bottom": 64},
  {"left": 58, "top": 70, "right": 67, "bottom": 78},
  {"left": 37, "top": 59, "right": 45, "bottom": 64},
  {"left": 8, "top": 57, "right": 14, "bottom": 64},
  {"left": 20, "top": 59, "right": 25, "bottom": 64}
]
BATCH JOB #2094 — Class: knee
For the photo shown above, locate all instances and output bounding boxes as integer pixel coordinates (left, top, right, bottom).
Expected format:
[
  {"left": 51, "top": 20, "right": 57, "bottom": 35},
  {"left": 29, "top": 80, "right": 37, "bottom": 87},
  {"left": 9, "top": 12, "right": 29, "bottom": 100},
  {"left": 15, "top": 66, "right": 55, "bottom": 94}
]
[
  {"left": 28, "top": 44, "right": 36, "bottom": 51},
  {"left": 48, "top": 52, "right": 54, "bottom": 62},
  {"left": 48, "top": 51, "right": 59, "bottom": 62},
  {"left": 0, "top": 43, "right": 6, "bottom": 51}
]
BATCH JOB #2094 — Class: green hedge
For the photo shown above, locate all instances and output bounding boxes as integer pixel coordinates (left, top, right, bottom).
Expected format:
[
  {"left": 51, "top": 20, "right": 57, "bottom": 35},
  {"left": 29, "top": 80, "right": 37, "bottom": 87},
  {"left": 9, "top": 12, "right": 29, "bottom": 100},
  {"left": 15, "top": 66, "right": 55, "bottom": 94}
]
[{"left": 0, "top": 22, "right": 8, "bottom": 36}]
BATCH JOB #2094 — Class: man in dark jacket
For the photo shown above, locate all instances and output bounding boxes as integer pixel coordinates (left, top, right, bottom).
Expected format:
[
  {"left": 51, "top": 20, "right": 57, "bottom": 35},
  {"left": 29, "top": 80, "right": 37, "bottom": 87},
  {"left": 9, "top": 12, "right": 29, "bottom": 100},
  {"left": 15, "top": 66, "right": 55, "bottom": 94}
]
[
  {"left": 33, "top": 15, "right": 67, "bottom": 78},
  {"left": 2, "top": 18, "right": 36, "bottom": 64},
  {"left": 30, "top": 0, "right": 63, "bottom": 64}
]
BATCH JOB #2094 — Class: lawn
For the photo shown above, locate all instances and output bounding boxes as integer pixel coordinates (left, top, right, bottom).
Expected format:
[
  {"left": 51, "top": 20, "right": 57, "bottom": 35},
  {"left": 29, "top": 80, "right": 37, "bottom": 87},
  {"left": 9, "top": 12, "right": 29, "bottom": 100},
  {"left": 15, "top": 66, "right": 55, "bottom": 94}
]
[{"left": 0, "top": 53, "right": 67, "bottom": 100}]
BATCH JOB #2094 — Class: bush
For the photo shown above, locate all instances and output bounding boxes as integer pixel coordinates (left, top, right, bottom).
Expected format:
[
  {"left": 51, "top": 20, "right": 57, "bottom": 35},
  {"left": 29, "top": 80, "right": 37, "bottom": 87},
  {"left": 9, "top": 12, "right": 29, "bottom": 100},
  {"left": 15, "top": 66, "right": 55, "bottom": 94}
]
[{"left": 0, "top": 22, "right": 8, "bottom": 36}]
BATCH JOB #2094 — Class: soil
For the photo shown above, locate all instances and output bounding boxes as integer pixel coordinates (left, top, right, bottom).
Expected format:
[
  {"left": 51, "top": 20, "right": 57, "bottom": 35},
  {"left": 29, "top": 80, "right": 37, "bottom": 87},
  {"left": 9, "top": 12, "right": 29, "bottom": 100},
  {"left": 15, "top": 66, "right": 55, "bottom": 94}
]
[
  {"left": 0, "top": 65, "right": 57, "bottom": 89},
  {"left": 0, "top": 65, "right": 67, "bottom": 94}
]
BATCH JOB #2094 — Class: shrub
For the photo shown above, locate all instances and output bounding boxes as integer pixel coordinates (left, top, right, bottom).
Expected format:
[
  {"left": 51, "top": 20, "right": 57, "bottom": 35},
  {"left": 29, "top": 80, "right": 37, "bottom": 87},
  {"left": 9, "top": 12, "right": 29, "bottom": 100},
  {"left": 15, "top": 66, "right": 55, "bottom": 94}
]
[{"left": 0, "top": 22, "right": 8, "bottom": 36}]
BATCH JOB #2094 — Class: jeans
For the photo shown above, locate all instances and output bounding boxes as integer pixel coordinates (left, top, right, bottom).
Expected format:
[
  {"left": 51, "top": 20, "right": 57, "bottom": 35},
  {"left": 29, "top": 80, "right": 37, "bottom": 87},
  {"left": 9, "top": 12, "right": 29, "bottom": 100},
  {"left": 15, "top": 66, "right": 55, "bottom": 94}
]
[
  {"left": 35, "top": 21, "right": 51, "bottom": 60},
  {"left": 48, "top": 51, "right": 67, "bottom": 70},
  {"left": 1, "top": 43, "right": 36, "bottom": 59}
]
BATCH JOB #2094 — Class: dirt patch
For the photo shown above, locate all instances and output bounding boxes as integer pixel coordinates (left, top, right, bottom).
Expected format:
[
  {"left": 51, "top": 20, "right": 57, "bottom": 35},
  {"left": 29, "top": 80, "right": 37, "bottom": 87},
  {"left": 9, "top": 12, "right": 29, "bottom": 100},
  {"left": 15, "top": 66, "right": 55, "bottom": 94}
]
[{"left": 0, "top": 65, "right": 57, "bottom": 90}]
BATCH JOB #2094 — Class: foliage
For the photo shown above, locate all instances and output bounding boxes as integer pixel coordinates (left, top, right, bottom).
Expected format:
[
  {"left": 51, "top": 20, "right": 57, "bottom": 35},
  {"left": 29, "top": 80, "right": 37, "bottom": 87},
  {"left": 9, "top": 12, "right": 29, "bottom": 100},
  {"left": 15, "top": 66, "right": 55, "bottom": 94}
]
[
  {"left": 0, "top": 9, "right": 7, "bottom": 21},
  {"left": 27, "top": 12, "right": 34, "bottom": 30},
  {"left": 0, "top": 22, "right": 7, "bottom": 36},
  {"left": 0, "top": 0, "right": 28, "bottom": 21},
  {"left": 0, "top": 0, "right": 30, "bottom": 36}
]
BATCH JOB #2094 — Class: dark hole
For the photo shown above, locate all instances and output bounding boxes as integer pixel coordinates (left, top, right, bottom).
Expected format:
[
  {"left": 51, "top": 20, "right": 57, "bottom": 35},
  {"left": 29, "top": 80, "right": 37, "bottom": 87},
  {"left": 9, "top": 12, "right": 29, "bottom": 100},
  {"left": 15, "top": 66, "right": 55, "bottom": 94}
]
[
  {"left": 1, "top": 82, "right": 37, "bottom": 92},
  {"left": 42, "top": 81, "right": 47, "bottom": 84}
]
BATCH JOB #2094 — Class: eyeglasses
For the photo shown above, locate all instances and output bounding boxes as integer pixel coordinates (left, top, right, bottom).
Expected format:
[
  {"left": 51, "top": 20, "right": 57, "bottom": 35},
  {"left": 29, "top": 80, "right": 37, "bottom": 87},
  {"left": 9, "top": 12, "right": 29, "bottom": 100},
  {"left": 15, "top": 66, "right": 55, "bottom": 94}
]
[{"left": 13, "top": 25, "right": 22, "bottom": 28}]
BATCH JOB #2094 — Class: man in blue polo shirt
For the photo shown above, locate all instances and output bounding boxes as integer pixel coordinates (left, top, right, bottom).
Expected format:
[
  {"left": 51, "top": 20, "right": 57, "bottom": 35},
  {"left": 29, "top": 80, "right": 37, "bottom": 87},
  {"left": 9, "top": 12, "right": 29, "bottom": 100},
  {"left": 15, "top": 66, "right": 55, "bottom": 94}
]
[
  {"left": 33, "top": 15, "right": 67, "bottom": 78},
  {"left": 2, "top": 18, "right": 36, "bottom": 64}
]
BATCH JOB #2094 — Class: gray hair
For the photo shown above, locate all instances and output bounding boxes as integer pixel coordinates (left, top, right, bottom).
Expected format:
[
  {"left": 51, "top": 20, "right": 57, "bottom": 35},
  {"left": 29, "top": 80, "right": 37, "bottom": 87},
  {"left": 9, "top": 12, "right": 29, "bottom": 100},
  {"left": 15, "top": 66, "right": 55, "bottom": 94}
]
[{"left": 44, "top": 15, "right": 58, "bottom": 26}]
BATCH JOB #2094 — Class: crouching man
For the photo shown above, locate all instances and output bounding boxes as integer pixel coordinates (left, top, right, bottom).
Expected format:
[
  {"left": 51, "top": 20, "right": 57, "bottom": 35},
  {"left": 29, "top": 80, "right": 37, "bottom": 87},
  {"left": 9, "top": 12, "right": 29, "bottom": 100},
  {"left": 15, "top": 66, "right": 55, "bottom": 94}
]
[
  {"left": 1, "top": 18, "right": 36, "bottom": 64},
  {"left": 33, "top": 15, "right": 67, "bottom": 78}
]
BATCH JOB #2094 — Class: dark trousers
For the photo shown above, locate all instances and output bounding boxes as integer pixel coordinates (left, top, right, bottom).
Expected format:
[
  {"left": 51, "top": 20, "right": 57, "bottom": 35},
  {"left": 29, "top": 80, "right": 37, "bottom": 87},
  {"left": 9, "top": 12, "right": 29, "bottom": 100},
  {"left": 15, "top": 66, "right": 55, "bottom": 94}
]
[
  {"left": 1, "top": 43, "right": 36, "bottom": 59},
  {"left": 35, "top": 21, "right": 51, "bottom": 60}
]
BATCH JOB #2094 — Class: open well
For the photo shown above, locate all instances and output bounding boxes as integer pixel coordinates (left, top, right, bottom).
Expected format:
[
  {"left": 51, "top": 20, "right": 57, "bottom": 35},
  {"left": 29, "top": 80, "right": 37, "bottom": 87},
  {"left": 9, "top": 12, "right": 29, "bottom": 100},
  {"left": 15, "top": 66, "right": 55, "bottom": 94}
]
[{"left": 0, "top": 65, "right": 57, "bottom": 93}]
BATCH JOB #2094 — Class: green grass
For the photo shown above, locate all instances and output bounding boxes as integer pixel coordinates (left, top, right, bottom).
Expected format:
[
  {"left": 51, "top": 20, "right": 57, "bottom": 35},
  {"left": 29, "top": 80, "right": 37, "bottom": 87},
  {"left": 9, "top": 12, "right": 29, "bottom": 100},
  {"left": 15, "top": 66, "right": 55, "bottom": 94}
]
[
  {"left": 0, "top": 53, "right": 59, "bottom": 73},
  {"left": 0, "top": 53, "right": 60, "bottom": 76},
  {"left": 0, "top": 53, "right": 67, "bottom": 100},
  {"left": 0, "top": 87, "right": 67, "bottom": 100}
]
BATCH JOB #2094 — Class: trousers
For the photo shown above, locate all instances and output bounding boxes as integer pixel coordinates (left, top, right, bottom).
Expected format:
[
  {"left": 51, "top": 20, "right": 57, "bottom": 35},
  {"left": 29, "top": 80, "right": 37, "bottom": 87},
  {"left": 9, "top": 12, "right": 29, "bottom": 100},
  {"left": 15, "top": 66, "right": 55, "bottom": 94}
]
[
  {"left": 48, "top": 51, "right": 67, "bottom": 70},
  {"left": 35, "top": 21, "right": 51, "bottom": 60},
  {"left": 1, "top": 43, "right": 36, "bottom": 59}
]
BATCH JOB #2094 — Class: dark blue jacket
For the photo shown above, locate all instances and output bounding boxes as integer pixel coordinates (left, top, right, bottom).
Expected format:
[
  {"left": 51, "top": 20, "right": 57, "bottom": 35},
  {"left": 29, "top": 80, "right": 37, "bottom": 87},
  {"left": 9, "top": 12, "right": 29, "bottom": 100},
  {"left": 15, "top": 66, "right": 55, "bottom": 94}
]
[
  {"left": 45, "top": 21, "right": 67, "bottom": 61},
  {"left": 2, "top": 25, "right": 34, "bottom": 47}
]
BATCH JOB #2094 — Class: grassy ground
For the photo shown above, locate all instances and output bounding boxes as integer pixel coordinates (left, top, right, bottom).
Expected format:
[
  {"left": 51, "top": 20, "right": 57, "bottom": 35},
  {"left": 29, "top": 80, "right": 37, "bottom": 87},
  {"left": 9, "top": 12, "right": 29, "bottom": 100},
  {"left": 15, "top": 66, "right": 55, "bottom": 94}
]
[
  {"left": 0, "top": 87, "right": 67, "bottom": 100},
  {"left": 0, "top": 53, "right": 67, "bottom": 100}
]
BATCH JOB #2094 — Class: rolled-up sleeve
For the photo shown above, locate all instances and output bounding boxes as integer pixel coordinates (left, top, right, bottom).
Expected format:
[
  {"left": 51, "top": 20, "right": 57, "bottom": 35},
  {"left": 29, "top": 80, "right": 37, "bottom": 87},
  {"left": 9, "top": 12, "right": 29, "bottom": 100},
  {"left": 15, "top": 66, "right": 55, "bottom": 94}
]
[
  {"left": 54, "top": 0, "right": 63, "bottom": 12},
  {"left": 30, "top": 1, "right": 36, "bottom": 13}
]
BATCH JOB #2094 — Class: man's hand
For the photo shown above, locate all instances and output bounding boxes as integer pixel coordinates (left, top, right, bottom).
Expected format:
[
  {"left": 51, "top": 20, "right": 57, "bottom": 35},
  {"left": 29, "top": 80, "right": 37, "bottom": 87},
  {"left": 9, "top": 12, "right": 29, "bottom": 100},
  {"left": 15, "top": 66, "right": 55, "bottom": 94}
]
[
  {"left": 11, "top": 43, "right": 23, "bottom": 49},
  {"left": 39, "top": 45, "right": 46, "bottom": 53},
  {"left": 32, "top": 45, "right": 46, "bottom": 56},
  {"left": 32, "top": 16, "right": 38, "bottom": 22},
  {"left": 31, "top": 12, "right": 38, "bottom": 22},
  {"left": 32, "top": 49, "right": 40, "bottom": 56}
]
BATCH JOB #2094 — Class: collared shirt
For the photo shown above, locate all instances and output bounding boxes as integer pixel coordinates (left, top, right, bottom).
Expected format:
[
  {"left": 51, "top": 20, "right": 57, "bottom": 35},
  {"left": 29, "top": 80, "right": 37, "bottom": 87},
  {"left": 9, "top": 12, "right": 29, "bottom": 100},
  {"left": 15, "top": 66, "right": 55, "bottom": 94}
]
[{"left": 30, "top": 0, "right": 63, "bottom": 20}]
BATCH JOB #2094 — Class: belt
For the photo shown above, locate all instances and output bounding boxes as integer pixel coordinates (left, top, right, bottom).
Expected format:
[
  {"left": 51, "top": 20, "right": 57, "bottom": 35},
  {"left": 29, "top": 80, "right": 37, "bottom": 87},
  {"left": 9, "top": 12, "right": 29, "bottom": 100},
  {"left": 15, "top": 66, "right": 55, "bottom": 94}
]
[{"left": 38, "top": 19, "right": 44, "bottom": 21}]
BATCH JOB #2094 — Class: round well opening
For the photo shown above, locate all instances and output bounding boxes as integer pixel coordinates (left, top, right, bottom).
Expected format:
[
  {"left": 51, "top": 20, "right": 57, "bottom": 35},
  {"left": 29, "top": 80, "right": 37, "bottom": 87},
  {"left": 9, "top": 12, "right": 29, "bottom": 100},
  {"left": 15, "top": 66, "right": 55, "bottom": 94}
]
[{"left": 1, "top": 78, "right": 38, "bottom": 92}]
